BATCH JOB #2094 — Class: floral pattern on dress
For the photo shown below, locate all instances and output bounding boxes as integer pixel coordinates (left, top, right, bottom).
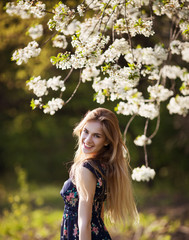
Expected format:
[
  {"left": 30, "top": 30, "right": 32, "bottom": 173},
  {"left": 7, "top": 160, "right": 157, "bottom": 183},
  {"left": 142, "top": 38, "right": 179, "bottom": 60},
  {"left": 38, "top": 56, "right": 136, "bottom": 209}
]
[
  {"left": 91, "top": 223, "right": 99, "bottom": 235},
  {"left": 60, "top": 161, "right": 112, "bottom": 240}
]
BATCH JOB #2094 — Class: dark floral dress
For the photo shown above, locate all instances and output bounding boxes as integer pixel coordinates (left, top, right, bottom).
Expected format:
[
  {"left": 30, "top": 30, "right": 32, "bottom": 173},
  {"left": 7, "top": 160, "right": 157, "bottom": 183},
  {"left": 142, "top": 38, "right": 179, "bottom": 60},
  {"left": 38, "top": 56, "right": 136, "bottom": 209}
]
[{"left": 60, "top": 161, "right": 112, "bottom": 240}]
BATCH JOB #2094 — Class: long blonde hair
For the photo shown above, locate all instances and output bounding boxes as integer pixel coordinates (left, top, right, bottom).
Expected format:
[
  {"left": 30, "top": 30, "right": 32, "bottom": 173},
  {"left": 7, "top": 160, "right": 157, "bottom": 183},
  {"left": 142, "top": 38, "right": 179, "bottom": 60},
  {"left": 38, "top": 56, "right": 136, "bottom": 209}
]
[{"left": 70, "top": 108, "right": 138, "bottom": 223}]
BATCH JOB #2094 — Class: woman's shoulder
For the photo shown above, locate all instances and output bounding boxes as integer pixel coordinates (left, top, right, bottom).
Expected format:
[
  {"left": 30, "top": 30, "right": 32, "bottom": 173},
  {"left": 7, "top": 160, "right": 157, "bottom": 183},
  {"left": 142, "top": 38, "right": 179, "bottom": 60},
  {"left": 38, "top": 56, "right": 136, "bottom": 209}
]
[{"left": 82, "top": 159, "right": 106, "bottom": 178}]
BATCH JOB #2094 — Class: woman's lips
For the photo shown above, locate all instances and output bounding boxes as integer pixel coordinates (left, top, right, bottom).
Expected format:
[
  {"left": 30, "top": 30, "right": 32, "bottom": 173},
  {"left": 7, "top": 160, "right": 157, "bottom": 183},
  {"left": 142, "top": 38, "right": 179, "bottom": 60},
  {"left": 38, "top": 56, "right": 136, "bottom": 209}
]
[{"left": 83, "top": 143, "right": 93, "bottom": 149}]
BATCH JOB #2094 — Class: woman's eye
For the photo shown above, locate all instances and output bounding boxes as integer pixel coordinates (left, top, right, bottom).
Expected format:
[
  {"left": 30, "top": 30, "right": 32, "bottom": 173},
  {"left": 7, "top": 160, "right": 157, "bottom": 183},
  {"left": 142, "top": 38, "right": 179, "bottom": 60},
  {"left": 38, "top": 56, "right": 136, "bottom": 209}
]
[
  {"left": 83, "top": 129, "right": 88, "bottom": 134},
  {"left": 94, "top": 134, "right": 100, "bottom": 138}
]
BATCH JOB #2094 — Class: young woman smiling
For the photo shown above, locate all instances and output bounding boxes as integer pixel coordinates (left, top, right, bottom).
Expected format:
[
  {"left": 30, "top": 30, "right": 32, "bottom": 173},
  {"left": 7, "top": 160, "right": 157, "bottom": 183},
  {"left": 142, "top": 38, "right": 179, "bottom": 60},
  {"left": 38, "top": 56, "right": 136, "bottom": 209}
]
[{"left": 60, "top": 108, "right": 138, "bottom": 240}]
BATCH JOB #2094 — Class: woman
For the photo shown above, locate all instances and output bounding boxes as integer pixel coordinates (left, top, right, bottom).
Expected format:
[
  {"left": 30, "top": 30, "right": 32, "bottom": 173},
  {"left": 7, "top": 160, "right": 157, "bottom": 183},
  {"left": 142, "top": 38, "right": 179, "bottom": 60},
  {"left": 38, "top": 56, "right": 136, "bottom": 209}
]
[{"left": 60, "top": 108, "right": 138, "bottom": 240}]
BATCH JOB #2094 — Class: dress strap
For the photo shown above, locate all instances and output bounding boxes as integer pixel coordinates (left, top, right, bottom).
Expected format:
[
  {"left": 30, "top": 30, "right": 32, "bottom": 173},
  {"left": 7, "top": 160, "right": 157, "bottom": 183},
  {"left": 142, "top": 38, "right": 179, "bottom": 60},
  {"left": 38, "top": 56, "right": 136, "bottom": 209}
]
[{"left": 82, "top": 161, "right": 103, "bottom": 179}]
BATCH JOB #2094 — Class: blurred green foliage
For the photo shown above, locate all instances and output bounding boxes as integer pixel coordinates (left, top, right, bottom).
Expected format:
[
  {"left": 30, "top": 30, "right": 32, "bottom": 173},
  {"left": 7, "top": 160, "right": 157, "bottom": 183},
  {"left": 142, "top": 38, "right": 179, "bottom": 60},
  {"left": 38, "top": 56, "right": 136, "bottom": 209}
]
[{"left": 0, "top": 167, "right": 188, "bottom": 240}]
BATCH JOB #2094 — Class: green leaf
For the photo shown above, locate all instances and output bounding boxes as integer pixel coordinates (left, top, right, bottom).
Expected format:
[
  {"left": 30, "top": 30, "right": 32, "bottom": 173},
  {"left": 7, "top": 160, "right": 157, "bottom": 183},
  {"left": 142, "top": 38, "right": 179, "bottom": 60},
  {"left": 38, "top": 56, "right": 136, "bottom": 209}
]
[
  {"left": 43, "top": 104, "right": 49, "bottom": 109},
  {"left": 30, "top": 99, "right": 36, "bottom": 110},
  {"left": 114, "top": 104, "right": 119, "bottom": 112},
  {"left": 113, "top": 4, "right": 118, "bottom": 11}
]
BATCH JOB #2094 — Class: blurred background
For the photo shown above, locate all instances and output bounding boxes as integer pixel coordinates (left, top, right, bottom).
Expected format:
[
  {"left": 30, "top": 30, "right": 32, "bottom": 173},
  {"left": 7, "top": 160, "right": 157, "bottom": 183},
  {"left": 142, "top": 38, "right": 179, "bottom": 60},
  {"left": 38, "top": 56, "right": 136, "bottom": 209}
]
[{"left": 0, "top": 1, "right": 189, "bottom": 239}]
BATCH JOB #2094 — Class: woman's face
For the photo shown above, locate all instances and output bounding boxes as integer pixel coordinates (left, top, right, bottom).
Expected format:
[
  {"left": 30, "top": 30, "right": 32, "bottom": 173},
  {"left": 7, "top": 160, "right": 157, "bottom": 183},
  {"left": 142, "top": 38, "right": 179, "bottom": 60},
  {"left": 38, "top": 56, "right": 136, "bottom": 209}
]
[{"left": 80, "top": 120, "right": 107, "bottom": 156}]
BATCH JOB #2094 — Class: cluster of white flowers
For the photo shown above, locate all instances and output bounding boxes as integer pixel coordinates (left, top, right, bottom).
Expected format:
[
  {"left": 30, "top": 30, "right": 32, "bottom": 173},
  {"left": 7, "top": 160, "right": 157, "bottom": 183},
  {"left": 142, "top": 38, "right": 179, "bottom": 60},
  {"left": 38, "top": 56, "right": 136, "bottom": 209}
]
[
  {"left": 52, "top": 33, "right": 110, "bottom": 70},
  {"left": 12, "top": 41, "right": 41, "bottom": 65},
  {"left": 129, "top": 18, "right": 155, "bottom": 37},
  {"left": 147, "top": 85, "right": 174, "bottom": 102},
  {"left": 27, "top": 76, "right": 48, "bottom": 97},
  {"left": 26, "top": 76, "right": 66, "bottom": 115},
  {"left": 26, "top": 76, "right": 66, "bottom": 97},
  {"left": 138, "top": 102, "right": 159, "bottom": 120},
  {"left": 52, "top": 35, "right": 68, "bottom": 49},
  {"left": 103, "top": 38, "right": 130, "bottom": 63},
  {"left": 180, "top": 82, "right": 189, "bottom": 96},
  {"left": 28, "top": 24, "right": 43, "bottom": 40},
  {"left": 134, "top": 135, "right": 152, "bottom": 146},
  {"left": 81, "top": 67, "right": 100, "bottom": 82},
  {"left": 161, "top": 65, "right": 183, "bottom": 80},
  {"left": 5, "top": 0, "right": 46, "bottom": 19},
  {"left": 116, "top": 100, "right": 159, "bottom": 120},
  {"left": 152, "top": 0, "right": 183, "bottom": 18},
  {"left": 170, "top": 40, "right": 189, "bottom": 62},
  {"left": 47, "top": 2, "right": 75, "bottom": 32},
  {"left": 132, "top": 165, "right": 156, "bottom": 182},
  {"left": 77, "top": 4, "right": 85, "bottom": 17},
  {"left": 43, "top": 98, "right": 64, "bottom": 115},
  {"left": 167, "top": 95, "right": 189, "bottom": 116},
  {"left": 125, "top": 45, "right": 167, "bottom": 67}
]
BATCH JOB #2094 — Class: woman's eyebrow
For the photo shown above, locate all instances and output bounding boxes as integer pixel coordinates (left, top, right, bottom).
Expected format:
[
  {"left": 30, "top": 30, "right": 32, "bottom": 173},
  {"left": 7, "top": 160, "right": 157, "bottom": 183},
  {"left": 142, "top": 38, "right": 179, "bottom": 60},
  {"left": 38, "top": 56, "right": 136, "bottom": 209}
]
[{"left": 84, "top": 127, "right": 103, "bottom": 135}]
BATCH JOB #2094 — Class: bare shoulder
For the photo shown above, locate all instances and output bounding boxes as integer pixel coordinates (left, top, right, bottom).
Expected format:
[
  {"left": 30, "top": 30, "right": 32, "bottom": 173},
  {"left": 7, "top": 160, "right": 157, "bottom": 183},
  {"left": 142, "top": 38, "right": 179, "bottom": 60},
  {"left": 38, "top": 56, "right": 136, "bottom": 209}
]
[
  {"left": 76, "top": 164, "right": 97, "bottom": 200},
  {"left": 79, "top": 165, "right": 96, "bottom": 184}
]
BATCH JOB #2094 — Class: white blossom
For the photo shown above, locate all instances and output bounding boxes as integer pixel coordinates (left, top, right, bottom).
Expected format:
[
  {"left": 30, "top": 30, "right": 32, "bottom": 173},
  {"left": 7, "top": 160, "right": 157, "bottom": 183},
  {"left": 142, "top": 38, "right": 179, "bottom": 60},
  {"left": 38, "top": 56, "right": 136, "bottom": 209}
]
[
  {"left": 170, "top": 40, "right": 182, "bottom": 55},
  {"left": 43, "top": 98, "right": 64, "bottom": 115},
  {"left": 31, "top": 98, "right": 42, "bottom": 109},
  {"left": 81, "top": 67, "right": 100, "bottom": 82},
  {"left": 180, "top": 82, "right": 189, "bottom": 95},
  {"left": 26, "top": 76, "right": 48, "bottom": 97},
  {"left": 47, "top": 3, "right": 75, "bottom": 32},
  {"left": 30, "top": 2, "right": 46, "bottom": 18},
  {"left": 181, "top": 42, "right": 189, "bottom": 62},
  {"left": 103, "top": 38, "right": 130, "bottom": 63},
  {"left": 116, "top": 101, "right": 139, "bottom": 116},
  {"left": 126, "top": 45, "right": 167, "bottom": 67},
  {"left": 5, "top": 0, "right": 46, "bottom": 19},
  {"left": 180, "top": 21, "right": 189, "bottom": 40},
  {"left": 5, "top": 1, "right": 31, "bottom": 19},
  {"left": 52, "top": 35, "right": 68, "bottom": 49},
  {"left": 47, "top": 76, "right": 66, "bottom": 91},
  {"left": 94, "top": 90, "right": 105, "bottom": 104},
  {"left": 132, "top": 165, "right": 156, "bottom": 182},
  {"left": 134, "top": 135, "right": 152, "bottom": 146},
  {"left": 62, "top": 20, "right": 80, "bottom": 36},
  {"left": 138, "top": 102, "right": 159, "bottom": 119},
  {"left": 167, "top": 95, "right": 189, "bottom": 116},
  {"left": 26, "top": 76, "right": 66, "bottom": 97},
  {"left": 12, "top": 41, "right": 41, "bottom": 65},
  {"left": 28, "top": 24, "right": 43, "bottom": 39},
  {"left": 161, "top": 65, "right": 183, "bottom": 80},
  {"left": 77, "top": 4, "right": 85, "bottom": 16},
  {"left": 147, "top": 85, "right": 173, "bottom": 102}
]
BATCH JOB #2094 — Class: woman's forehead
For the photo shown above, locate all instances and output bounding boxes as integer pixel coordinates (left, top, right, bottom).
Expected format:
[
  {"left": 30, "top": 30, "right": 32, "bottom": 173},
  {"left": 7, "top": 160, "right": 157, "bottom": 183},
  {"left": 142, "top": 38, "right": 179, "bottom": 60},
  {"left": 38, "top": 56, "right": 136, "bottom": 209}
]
[{"left": 84, "top": 120, "right": 103, "bottom": 133}]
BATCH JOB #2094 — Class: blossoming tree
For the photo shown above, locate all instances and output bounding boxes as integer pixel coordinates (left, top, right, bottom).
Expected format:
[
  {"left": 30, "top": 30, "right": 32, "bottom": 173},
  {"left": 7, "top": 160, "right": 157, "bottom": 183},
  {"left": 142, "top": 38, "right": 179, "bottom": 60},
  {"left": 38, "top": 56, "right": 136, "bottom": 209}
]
[{"left": 5, "top": 0, "right": 189, "bottom": 181}]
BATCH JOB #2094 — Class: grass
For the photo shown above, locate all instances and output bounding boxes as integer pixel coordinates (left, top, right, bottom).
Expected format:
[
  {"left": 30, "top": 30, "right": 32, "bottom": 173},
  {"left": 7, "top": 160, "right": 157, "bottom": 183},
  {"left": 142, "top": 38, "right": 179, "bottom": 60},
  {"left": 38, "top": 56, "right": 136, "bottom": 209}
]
[{"left": 0, "top": 167, "right": 189, "bottom": 240}]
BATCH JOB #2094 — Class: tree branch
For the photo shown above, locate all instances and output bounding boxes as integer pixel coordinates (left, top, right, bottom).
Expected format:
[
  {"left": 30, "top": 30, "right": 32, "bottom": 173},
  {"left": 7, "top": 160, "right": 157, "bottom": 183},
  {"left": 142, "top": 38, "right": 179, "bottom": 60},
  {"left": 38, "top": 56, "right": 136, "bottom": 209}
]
[
  {"left": 64, "top": 70, "right": 82, "bottom": 105},
  {"left": 123, "top": 114, "right": 136, "bottom": 143}
]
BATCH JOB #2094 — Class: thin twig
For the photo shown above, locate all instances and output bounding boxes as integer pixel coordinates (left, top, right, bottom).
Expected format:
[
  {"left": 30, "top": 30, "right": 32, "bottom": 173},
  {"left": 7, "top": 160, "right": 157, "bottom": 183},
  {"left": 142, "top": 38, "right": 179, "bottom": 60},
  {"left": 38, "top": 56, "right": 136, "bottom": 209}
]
[
  {"left": 123, "top": 114, "right": 136, "bottom": 143},
  {"left": 143, "top": 143, "right": 148, "bottom": 167},
  {"left": 60, "top": 68, "right": 74, "bottom": 98},
  {"left": 40, "top": 31, "right": 57, "bottom": 48},
  {"left": 149, "top": 112, "right": 160, "bottom": 139},
  {"left": 64, "top": 70, "right": 82, "bottom": 105},
  {"left": 144, "top": 118, "right": 149, "bottom": 136},
  {"left": 63, "top": 67, "right": 74, "bottom": 83},
  {"left": 102, "top": 7, "right": 117, "bottom": 36},
  {"left": 124, "top": 1, "right": 134, "bottom": 57},
  {"left": 97, "top": 0, "right": 112, "bottom": 33},
  {"left": 143, "top": 119, "right": 149, "bottom": 167}
]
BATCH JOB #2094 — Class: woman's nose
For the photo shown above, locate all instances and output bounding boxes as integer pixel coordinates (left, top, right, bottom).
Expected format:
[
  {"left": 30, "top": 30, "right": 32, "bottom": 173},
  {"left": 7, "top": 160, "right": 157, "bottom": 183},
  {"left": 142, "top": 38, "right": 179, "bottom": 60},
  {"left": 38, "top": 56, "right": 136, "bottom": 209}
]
[{"left": 85, "top": 134, "right": 92, "bottom": 143}]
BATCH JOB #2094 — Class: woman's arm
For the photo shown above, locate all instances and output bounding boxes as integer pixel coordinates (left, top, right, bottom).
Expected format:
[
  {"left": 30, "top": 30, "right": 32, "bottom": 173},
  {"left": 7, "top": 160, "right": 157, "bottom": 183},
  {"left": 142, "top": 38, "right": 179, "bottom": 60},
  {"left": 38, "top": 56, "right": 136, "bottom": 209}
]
[{"left": 77, "top": 166, "right": 96, "bottom": 240}]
